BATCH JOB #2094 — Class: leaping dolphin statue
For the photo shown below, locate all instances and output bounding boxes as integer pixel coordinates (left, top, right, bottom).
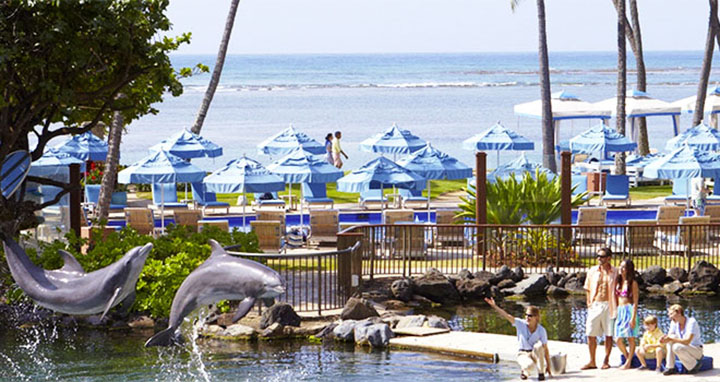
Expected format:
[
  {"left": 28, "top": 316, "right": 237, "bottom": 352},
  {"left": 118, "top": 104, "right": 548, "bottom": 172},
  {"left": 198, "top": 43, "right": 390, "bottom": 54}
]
[
  {"left": 2, "top": 237, "right": 152, "bottom": 319},
  {"left": 145, "top": 239, "right": 285, "bottom": 347}
]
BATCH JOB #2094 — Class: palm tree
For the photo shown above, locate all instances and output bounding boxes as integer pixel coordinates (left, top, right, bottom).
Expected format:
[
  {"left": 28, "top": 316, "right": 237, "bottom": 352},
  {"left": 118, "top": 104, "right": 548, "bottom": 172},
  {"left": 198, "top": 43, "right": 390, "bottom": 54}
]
[
  {"left": 511, "top": 0, "right": 556, "bottom": 172},
  {"left": 191, "top": 0, "right": 241, "bottom": 135},
  {"left": 694, "top": 0, "right": 719, "bottom": 126},
  {"left": 614, "top": 0, "right": 627, "bottom": 175},
  {"left": 96, "top": 110, "right": 123, "bottom": 221}
]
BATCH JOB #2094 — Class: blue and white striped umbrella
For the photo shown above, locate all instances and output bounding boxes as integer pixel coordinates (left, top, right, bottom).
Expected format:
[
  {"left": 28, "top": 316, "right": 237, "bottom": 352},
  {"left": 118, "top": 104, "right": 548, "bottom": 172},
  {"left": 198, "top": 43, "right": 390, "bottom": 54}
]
[
  {"left": 150, "top": 129, "right": 223, "bottom": 159},
  {"left": 337, "top": 156, "right": 425, "bottom": 193},
  {"left": 556, "top": 123, "right": 637, "bottom": 160},
  {"left": 644, "top": 145, "right": 720, "bottom": 180},
  {"left": 29, "top": 147, "right": 85, "bottom": 178},
  {"left": 359, "top": 124, "right": 427, "bottom": 155},
  {"left": 665, "top": 123, "right": 720, "bottom": 152},
  {"left": 463, "top": 122, "right": 534, "bottom": 167},
  {"left": 204, "top": 155, "right": 284, "bottom": 194},
  {"left": 1, "top": 151, "right": 31, "bottom": 199},
  {"left": 488, "top": 153, "right": 555, "bottom": 183},
  {"left": 53, "top": 131, "right": 108, "bottom": 161},
  {"left": 257, "top": 125, "right": 326, "bottom": 156},
  {"left": 267, "top": 148, "right": 344, "bottom": 184}
]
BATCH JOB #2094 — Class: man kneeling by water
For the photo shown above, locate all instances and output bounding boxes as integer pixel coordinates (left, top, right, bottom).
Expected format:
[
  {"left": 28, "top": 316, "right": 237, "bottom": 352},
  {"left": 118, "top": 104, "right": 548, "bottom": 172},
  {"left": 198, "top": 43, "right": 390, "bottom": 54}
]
[{"left": 485, "top": 297, "right": 551, "bottom": 380}]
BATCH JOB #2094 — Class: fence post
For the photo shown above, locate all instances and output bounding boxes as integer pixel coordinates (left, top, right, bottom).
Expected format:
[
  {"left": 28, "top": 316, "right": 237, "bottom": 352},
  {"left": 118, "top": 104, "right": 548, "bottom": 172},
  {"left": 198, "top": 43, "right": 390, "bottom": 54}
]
[
  {"left": 476, "top": 152, "right": 487, "bottom": 270},
  {"left": 337, "top": 231, "right": 364, "bottom": 298},
  {"left": 560, "top": 151, "right": 572, "bottom": 251},
  {"left": 69, "top": 163, "right": 82, "bottom": 238},
  {"left": 686, "top": 224, "right": 693, "bottom": 273}
]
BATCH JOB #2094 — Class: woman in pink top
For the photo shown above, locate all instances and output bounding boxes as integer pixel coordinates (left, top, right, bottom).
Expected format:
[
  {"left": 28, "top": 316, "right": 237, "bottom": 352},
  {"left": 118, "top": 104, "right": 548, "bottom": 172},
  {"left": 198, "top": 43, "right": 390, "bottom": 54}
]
[{"left": 614, "top": 259, "right": 640, "bottom": 369}]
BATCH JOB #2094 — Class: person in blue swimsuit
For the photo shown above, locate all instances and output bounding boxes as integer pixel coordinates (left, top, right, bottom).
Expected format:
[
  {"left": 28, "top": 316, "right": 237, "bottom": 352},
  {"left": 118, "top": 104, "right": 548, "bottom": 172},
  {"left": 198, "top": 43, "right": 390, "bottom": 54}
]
[{"left": 614, "top": 259, "right": 640, "bottom": 369}]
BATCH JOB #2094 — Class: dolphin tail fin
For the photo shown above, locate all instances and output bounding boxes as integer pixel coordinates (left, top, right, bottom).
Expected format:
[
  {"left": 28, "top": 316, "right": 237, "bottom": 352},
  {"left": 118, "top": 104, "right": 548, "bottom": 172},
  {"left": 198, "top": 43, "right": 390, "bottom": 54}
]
[{"left": 145, "top": 327, "right": 180, "bottom": 347}]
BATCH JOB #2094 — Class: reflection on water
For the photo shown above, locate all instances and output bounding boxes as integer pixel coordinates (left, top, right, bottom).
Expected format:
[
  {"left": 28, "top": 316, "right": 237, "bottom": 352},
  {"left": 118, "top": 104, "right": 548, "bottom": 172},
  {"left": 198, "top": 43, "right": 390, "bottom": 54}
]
[{"left": 426, "top": 295, "right": 720, "bottom": 344}]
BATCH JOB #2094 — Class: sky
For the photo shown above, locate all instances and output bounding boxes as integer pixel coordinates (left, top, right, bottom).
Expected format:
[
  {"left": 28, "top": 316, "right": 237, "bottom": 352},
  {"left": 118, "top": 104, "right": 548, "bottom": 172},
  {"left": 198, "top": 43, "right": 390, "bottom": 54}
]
[{"left": 167, "top": 0, "right": 712, "bottom": 55}]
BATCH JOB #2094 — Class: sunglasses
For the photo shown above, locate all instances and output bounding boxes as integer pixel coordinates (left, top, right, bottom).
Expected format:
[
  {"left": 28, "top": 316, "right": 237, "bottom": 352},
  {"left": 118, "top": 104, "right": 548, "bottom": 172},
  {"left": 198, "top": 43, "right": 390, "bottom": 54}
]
[
  {"left": 596, "top": 254, "right": 610, "bottom": 258},
  {"left": 525, "top": 314, "right": 536, "bottom": 318}
]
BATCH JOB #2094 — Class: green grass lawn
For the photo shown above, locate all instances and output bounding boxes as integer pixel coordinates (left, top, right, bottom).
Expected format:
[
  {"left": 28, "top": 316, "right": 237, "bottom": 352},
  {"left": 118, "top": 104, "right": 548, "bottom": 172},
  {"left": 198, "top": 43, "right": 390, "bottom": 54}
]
[
  {"left": 629, "top": 184, "right": 672, "bottom": 200},
  {"left": 136, "top": 179, "right": 468, "bottom": 206}
]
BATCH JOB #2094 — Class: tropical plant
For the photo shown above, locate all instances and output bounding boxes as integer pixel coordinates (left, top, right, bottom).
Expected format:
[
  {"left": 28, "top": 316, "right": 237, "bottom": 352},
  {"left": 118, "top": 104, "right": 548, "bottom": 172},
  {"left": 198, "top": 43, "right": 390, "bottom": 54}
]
[{"left": 457, "top": 175, "right": 524, "bottom": 225}]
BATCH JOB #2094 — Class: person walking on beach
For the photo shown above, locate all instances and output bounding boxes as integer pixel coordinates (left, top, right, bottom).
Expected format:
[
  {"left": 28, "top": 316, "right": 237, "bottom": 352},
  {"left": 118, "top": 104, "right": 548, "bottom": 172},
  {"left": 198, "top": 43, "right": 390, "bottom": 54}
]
[
  {"left": 582, "top": 247, "right": 617, "bottom": 370},
  {"left": 660, "top": 304, "right": 704, "bottom": 375},
  {"left": 325, "top": 133, "right": 334, "bottom": 166},
  {"left": 332, "top": 131, "right": 348, "bottom": 169},
  {"left": 485, "top": 297, "right": 551, "bottom": 381},
  {"left": 613, "top": 259, "right": 639, "bottom": 369},
  {"left": 637, "top": 315, "right": 665, "bottom": 372},
  {"left": 691, "top": 178, "right": 708, "bottom": 216}
]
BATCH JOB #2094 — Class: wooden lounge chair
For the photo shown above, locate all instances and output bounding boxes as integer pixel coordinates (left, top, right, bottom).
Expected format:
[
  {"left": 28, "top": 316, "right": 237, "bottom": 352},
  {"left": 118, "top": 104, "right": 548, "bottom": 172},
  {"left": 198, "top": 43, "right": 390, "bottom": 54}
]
[
  {"left": 256, "top": 210, "right": 286, "bottom": 234},
  {"left": 359, "top": 189, "right": 386, "bottom": 210},
  {"left": 308, "top": 209, "right": 339, "bottom": 246},
  {"left": 198, "top": 219, "right": 229, "bottom": 232},
  {"left": 624, "top": 219, "right": 657, "bottom": 255},
  {"left": 664, "top": 179, "right": 690, "bottom": 205},
  {"left": 574, "top": 206, "right": 608, "bottom": 245},
  {"left": 703, "top": 204, "right": 720, "bottom": 224},
  {"left": 251, "top": 220, "right": 284, "bottom": 252},
  {"left": 656, "top": 205, "right": 685, "bottom": 237},
  {"left": 173, "top": 209, "right": 202, "bottom": 232},
  {"left": 601, "top": 174, "right": 630, "bottom": 207},
  {"left": 191, "top": 182, "right": 230, "bottom": 215},
  {"left": 391, "top": 222, "right": 426, "bottom": 259},
  {"left": 301, "top": 183, "right": 334, "bottom": 209},
  {"left": 655, "top": 216, "right": 710, "bottom": 255},
  {"left": 434, "top": 209, "right": 466, "bottom": 247},
  {"left": 383, "top": 209, "right": 415, "bottom": 225},
  {"left": 399, "top": 188, "right": 429, "bottom": 209},
  {"left": 124, "top": 208, "right": 155, "bottom": 235},
  {"left": 150, "top": 183, "right": 187, "bottom": 210}
]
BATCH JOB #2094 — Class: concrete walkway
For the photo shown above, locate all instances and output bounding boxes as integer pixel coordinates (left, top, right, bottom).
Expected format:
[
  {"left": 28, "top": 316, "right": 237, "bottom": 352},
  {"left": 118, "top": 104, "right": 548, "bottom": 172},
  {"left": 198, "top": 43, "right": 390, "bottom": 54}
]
[{"left": 390, "top": 332, "right": 719, "bottom": 381}]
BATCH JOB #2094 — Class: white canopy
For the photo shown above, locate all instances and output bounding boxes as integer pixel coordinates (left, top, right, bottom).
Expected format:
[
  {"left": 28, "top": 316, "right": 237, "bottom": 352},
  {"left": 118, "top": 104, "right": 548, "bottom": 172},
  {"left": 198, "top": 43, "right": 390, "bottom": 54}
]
[
  {"left": 671, "top": 85, "right": 720, "bottom": 128},
  {"left": 593, "top": 90, "right": 681, "bottom": 141},
  {"left": 513, "top": 90, "right": 611, "bottom": 144}
]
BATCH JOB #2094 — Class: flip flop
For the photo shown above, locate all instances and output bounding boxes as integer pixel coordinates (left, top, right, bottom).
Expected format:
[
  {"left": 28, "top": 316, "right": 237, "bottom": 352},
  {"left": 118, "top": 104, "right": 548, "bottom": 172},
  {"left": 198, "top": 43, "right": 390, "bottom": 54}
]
[
  {"left": 581, "top": 364, "right": 597, "bottom": 370},
  {"left": 601, "top": 363, "right": 611, "bottom": 370}
]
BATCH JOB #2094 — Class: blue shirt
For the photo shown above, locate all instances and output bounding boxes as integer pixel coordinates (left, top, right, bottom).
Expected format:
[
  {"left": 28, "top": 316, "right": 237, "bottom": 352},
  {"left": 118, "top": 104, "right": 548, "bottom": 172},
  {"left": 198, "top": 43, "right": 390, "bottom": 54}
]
[
  {"left": 513, "top": 317, "right": 548, "bottom": 351},
  {"left": 669, "top": 317, "right": 703, "bottom": 348}
]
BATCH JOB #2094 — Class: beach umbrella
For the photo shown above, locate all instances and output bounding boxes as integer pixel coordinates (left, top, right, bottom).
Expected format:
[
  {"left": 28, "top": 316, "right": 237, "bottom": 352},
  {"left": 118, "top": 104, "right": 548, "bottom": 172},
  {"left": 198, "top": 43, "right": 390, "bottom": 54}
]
[
  {"left": 593, "top": 89, "right": 682, "bottom": 141},
  {"left": 204, "top": 155, "right": 285, "bottom": 228},
  {"left": 1, "top": 151, "right": 31, "bottom": 199},
  {"left": 257, "top": 125, "right": 326, "bottom": 157},
  {"left": 556, "top": 123, "right": 637, "bottom": 160},
  {"left": 462, "top": 122, "right": 534, "bottom": 167},
  {"left": 149, "top": 129, "right": 223, "bottom": 159},
  {"left": 337, "top": 156, "right": 425, "bottom": 222},
  {"left": 397, "top": 143, "right": 472, "bottom": 221},
  {"left": 487, "top": 153, "right": 555, "bottom": 183},
  {"left": 359, "top": 123, "right": 427, "bottom": 155},
  {"left": 118, "top": 150, "right": 205, "bottom": 230},
  {"left": 267, "top": 147, "right": 344, "bottom": 229},
  {"left": 672, "top": 85, "right": 720, "bottom": 128},
  {"left": 53, "top": 131, "right": 109, "bottom": 161},
  {"left": 29, "top": 147, "right": 85, "bottom": 178},
  {"left": 665, "top": 122, "right": 720, "bottom": 152}
]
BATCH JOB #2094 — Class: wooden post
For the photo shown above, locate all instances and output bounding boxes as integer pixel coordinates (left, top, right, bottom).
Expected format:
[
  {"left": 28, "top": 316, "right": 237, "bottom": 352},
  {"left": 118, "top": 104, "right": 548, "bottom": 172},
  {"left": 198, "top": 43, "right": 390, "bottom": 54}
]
[
  {"left": 337, "top": 232, "right": 364, "bottom": 297},
  {"left": 561, "top": 151, "right": 572, "bottom": 263},
  {"left": 475, "top": 152, "right": 487, "bottom": 270},
  {"left": 69, "top": 163, "right": 81, "bottom": 238}
]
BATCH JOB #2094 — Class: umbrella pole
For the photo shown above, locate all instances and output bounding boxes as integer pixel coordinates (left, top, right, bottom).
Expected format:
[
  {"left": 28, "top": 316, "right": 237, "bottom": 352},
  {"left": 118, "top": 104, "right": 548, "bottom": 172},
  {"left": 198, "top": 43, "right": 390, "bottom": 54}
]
[
  {"left": 497, "top": 150, "right": 500, "bottom": 170},
  {"left": 300, "top": 185, "right": 304, "bottom": 239},
  {"left": 160, "top": 183, "right": 165, "bottom": 232},
  {"left": 427, "top": 180, "right": 431, "bottom": 223}
]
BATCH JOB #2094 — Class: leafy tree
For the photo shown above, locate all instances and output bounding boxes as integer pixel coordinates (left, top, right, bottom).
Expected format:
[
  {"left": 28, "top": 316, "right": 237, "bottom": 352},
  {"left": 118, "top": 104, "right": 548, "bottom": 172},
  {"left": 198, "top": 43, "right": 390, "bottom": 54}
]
[{"left": 0, "top": 0, "right": 203, "bottom": 235}]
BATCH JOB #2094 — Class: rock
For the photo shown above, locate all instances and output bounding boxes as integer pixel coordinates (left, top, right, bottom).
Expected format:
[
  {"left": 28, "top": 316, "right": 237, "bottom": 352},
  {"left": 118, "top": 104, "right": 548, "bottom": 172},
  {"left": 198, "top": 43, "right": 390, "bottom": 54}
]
[
  {"left": 390, "top": 279, "right": 414, "bottom": 302},
  {"left": 383, "top": 300, "right": 408, "bottom": 310},
  {"left": 505, "top": 274, "right": 550, "bottom": 297},
  {"left": 426, "top": 315, "right": 450, "bottom": 329},
  {"left": 411, "top": 294, "right": 434, "bottom": 305},
  {"left": 395, "top": 315, "right": 427, "bottom": 329},
  {"left": 413, "top": 270, "right": 460, "bottom": 303},
  {"left": 333, "top": 320, "right": 358, "bottom": 341},
  {"left": 260, "top": 322, "right": 284, "bottom": 337},
  {"left": 688, "top": 261, "right": 720, "bottom": 292},
  {"left": 663, "top": 281, "right": 684, "bottom": 294},
  {"left": 491, "top": 265, "right": 513, "bottom": 285},
  {"left": 641, "top": 266, "right": 667, "bottom": 286},
  {"left": 668, "top": 267, "right": 689, "bottom": 283},
  {"left": 512, "top": 267, "right": 524, "bottom": 282},
  {"left": 354, "top": 323, "right": 393, "bottom": 347},
  {"left": 646, "top": 284, "right": 665, "bottom": 294},
  {"left": 223, "top": 324, "right": 256, "bottom": 338},
  {"left": 340, "top": 298, "right": 380, "bottom": 320},
  {"left": 490, "top": 285, "right": 503, "bottom": 300},
  {"left": 473, "top": 271, "right": 495, "bottom": 283},
  {"left": 316, "top": 322, "right": 338, "bottom": 338},
  {"left": 546, "top": 266, "right": 554, "bottom": 273},
  {"left": 545, "top": 272, "right": 561, "bottom": 286},
  {"left": 290, "top": 323, "right": 329, "bottom": 337},
  {"left": 458, "top": 269, "right": 474, "bottom": 280},
  {"left": 260, "top": 303, "right": 301, "bottom": 329},
  {"left": 546, "top": 285, "right": 570, "bottom": 297},
  {"left": 497, "top": 279, "right": 516, "bottom": 289},
  {"left": 128, "top": 315, "right": 154, "bottom": 329},
  {"left": 455, "top": 278, "right": 491, "bottom": 301},
  {"left": 564, "top": 277, "right": 585, "bottom": 293},
  {"left": 557, "top": 272, "right": 574, "bottom": 288},
  {"left": 203, "top": 325, "right": 224, "bottom": 336}
]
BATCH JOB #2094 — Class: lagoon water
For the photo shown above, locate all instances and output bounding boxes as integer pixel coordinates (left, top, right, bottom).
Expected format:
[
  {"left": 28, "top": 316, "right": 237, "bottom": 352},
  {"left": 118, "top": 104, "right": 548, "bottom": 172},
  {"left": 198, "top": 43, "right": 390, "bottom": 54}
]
[{"left": 121, "top": 51, "right": 720, "bottom": 172}]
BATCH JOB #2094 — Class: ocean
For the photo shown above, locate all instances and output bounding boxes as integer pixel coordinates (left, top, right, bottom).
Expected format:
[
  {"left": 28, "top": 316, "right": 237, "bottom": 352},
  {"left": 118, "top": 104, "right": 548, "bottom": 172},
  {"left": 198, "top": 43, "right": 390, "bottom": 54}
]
[{"left": 123, "top": 51, "right": 720, "bottom": 171}]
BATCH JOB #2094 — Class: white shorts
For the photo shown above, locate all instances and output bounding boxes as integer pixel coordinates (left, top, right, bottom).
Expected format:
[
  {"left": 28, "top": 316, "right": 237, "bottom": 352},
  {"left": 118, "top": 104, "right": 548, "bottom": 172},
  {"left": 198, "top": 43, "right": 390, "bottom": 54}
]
[{"left": 586, "top": 301, "right": 614, "bottom": 338}]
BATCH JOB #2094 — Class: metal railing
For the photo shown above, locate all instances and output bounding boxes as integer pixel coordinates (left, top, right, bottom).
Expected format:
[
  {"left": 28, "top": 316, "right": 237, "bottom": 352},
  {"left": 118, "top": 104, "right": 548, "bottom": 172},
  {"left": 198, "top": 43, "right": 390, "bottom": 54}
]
[
  {"left": 347, "top": 222, "right": 720, "bottom": 278},
  {"left": 226, "top": 241, "right": 360, "bottom": 314}
]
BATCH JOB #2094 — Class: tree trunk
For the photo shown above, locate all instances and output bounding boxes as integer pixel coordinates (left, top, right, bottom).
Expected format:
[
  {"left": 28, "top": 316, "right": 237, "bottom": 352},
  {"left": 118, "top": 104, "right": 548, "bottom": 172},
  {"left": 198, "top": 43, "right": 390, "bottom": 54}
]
[
  {"left": 190, "top": 0, "right": 241, "bottom": 135},
  {"left": 536, "top": 0, "right": 556, "bottom": 172},
  {"left": 696, "top": 0, "right": 719, "bottom": 126},
  {"left": 96, "top": 110, "right": 123, "bottom": 222},
  {"left": 628, "top": 0, "right": 649, "bottom": 155},
  {"left": 615, "top": 0, "right": 627, "bottom": 175}
]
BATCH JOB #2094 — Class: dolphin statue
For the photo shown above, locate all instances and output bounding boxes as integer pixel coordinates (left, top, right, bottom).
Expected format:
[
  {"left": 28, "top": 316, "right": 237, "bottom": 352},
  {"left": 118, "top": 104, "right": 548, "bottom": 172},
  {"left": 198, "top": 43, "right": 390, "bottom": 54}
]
[
  {"left": 2, "top": 236, "right": 152, "bottom": 319},
  {"left": 145, "top": 239, "right": 285, "bottom": 347}
]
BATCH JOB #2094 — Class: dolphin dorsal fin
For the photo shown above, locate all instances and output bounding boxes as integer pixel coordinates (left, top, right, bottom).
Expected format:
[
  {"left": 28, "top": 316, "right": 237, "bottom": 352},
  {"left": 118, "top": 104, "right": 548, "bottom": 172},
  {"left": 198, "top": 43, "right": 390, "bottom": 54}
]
[
  {"left": 58, "top": 250, "right": 85, "bottom": 273},
  {"left": 207, "top": 239, "right": 227, "bottom": 259}
]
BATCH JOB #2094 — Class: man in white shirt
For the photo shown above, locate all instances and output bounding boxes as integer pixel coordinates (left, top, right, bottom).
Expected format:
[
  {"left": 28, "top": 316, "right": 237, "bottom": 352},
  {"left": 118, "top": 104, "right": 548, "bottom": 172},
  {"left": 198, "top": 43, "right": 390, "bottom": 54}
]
[
  {"left": 661, "top": 304, "right": 704, "bottom": 375},
  {"left": 485, "top": 297, "right": 551, "bottom": 380}
]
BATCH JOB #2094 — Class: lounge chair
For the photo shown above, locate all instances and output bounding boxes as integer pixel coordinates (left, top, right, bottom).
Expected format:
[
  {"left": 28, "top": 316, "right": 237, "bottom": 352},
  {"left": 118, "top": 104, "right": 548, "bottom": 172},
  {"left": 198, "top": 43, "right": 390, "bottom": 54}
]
[
  {"left": 301, "top": 183, "right": 334, "bottom": 209},
  {"left": 198, "top": 219, "right": 229, "bottom": 232},
  {"left": 703, "top": 204, "right": 720, "bottom": 224},
  {"left": 399, "top": 188, "right": 429, "bottom": 210},
  {"left": 252, "top": 192, "right": 286, "bottom": 210},
  {"left": 173, "top": 209, "right": 203, "bottom": 232},
  {"left": 574, "top": 206, "right": 608, "bottom": 245},
  {"left": 434, "top": 209, "right": 466, "bottom": 247},
  {"left": 391, "top": 222, "right": 426, "bottom": 259},
  {"left": 382, "top": 209, "right": 415, "bottom": 225},
  {"left": 150, "top": 183, "right": 187, "bottom": 210},
  {"left": 571, "top": 174, "right": 590, "bottom": 205},
  {"left": 84, "top": 184, "right": 127, "bottom": 214},
  {"left": 124, "top": 208, "right": 155, "bottom": 235},
  {"left": 308, "top": 209, "right": 339, "bottom": 246},
  {"left": 256, "top": 210, "right": 286, "bottom": 235},
  {"left": 665, "top": 179, "right": 691, "bottom": 205},
  {"left": 656, "top": 216, "right": 710, "bottom": 255},
  {"left": 191, "top": 182, "right": 230, "bottom": 215},
  {"left": 601, "top": 174, "right": 630, "bottom": 207},
  {"left": 624, "top": 219, "right": 657, "bottom": 255},
  {"left": 656, "top": 205, "right": 686, "bottom": 237},
  {"left": 251, "top": 220, "right": 284, "bottom": 252},
  {"left": 359, "top": 189, "right": 386, "bottom": 210}
]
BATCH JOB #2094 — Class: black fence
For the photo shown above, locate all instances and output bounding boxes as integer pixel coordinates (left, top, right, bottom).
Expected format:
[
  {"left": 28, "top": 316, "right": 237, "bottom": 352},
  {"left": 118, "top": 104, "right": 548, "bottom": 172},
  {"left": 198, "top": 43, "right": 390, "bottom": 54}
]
[{"left": 348, "top": 222, "right": 720, "bottom": 278}]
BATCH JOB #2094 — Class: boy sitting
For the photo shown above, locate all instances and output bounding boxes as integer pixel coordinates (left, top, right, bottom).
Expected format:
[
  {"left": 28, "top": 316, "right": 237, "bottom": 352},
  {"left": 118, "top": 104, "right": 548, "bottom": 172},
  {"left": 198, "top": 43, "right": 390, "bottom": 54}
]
[{"left": 637, "top": 315, "right": 665, "bottom": 372}]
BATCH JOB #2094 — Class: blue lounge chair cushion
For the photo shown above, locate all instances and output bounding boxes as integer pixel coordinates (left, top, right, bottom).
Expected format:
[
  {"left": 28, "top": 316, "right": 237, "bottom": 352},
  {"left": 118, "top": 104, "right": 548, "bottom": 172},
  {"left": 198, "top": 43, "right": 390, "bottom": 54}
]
[
  {"left": 254, "top": 192, "right": 285, "bottom": 206},
  {"left": 360, "top": 189, "right": 384, "bottom": 202},
  {"left": 302, "top": 183, "right": 333, "bottom": 204},
  {"left": 191, "top": 182, "right": 229, "bottom": 208},
  {"left": 666, "top": 179, "right": 690, "bottom": 201},
  {"left": 152, "top": 183, "right": 180, "bottom": 204},
  {"left": 399, "top": 188, "right": 428, "bottom": 201},
  {"left": 603, "top": 174, "right": 629, "bottom": 200},
  {"left": 571, "top": 175, "right": 588, "bottom": 195},
  {"left": 85, "top": 184, "right": 101, "bottom": 203}
]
